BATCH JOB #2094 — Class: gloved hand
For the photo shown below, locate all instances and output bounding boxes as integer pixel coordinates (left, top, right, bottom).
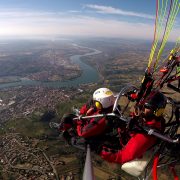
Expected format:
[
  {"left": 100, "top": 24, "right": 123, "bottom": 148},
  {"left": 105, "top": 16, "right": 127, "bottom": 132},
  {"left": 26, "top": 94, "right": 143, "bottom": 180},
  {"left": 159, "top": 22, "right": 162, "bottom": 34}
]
[
  {"left": 86, "top": 107, "right": 96, "bottom": 115},
  {"left": 76, "top": 115, "right": 88, "bottom": 127},
  {"left": 78, "top": 115, "right": 83, "bottom": 120},
  {"left": 59, "top": 113, "right": 77, "bottom": 131},
  {"left": 76, "top": 115, "right": 84, "bottom": 123}
]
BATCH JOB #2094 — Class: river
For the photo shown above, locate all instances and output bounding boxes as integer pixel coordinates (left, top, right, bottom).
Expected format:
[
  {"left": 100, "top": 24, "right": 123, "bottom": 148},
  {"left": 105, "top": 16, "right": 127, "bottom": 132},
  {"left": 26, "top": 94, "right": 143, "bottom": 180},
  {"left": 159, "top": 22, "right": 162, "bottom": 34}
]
[{"left": 0, "top": 45, "right": 102, "bottom": 89}]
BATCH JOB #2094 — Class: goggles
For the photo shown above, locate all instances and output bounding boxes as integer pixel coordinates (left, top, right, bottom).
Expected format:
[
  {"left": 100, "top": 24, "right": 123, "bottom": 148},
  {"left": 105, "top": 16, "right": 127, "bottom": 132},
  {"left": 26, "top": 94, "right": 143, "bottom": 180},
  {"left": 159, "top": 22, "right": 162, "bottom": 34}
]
[{"left": 95, "top": 101, "right": 102, "bottom": 109}]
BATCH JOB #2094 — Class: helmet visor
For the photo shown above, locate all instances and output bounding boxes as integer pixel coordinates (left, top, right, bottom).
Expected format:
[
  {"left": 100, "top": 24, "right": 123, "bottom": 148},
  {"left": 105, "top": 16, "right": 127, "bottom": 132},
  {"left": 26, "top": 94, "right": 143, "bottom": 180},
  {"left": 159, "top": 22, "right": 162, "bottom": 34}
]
[{"left": 95, "top": 101, "right": 102, "bottom": 109}]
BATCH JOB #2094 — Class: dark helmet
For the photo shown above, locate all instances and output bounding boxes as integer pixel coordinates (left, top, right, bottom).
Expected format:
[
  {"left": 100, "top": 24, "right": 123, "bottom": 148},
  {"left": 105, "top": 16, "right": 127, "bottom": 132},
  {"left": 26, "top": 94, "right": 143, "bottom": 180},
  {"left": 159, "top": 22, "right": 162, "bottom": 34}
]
[
  {"left": 59, "top": 113, "right": 77, "bottom": 131},
  {"left": 144, "top": 91, "right": 167, "bottom": 117}
]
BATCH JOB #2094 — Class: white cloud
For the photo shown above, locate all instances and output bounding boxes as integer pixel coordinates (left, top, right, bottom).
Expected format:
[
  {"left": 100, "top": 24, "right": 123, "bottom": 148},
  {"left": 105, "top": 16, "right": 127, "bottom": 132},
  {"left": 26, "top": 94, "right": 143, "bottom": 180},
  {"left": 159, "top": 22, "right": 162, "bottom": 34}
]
[
  {"left": 84, "top": 4, "right": 154, "bottom": 19},
  {"left": 67, "top": 10, "right": 81, "bottom": 13},
  {"left": 0, "top": 9, "right": 179, "bottom": 41}
]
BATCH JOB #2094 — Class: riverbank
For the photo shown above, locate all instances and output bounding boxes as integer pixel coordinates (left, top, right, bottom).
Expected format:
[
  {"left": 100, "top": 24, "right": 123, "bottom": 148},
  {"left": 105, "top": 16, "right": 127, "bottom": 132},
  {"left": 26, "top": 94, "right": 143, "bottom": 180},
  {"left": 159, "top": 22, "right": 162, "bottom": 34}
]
[
  {"left": 0, "top": 43, "right": 102, "bottom": 89},
  {"left": 0, "top": 76, "right": 21, "bottom": 84}
]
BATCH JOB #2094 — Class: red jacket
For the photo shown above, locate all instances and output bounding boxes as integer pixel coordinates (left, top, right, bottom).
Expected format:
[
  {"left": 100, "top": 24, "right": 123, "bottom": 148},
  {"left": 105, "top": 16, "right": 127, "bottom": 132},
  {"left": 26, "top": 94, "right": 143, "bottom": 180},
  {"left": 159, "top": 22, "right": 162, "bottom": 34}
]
[
  {"left": 76, "top": 102, "right": 113, "bottom": 138},
  {"left": 100, "top": 115, "right": 165, "bottom": 164}
]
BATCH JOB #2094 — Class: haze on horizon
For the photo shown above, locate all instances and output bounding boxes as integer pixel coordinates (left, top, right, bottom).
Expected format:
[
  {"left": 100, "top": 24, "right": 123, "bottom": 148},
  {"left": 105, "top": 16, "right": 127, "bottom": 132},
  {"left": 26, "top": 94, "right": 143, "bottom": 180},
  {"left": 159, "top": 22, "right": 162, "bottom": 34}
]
[{"left": 0, "top": 0, "right": 179, "bottom": 41}]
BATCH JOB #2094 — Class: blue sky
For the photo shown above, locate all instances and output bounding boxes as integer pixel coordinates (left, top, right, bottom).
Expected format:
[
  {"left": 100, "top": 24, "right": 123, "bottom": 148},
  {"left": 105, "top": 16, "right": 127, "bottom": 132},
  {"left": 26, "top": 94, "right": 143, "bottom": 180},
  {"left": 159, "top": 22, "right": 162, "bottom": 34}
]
[{"left": 0, "top": 0, "right": 179, "bottom": 40}]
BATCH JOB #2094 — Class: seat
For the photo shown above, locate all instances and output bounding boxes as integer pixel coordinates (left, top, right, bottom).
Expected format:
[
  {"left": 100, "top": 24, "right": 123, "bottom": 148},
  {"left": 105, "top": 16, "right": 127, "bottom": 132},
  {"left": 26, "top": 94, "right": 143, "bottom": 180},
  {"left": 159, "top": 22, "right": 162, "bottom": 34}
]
[{"left": 121, "top": 152, "right": 151, "bottom": 177}]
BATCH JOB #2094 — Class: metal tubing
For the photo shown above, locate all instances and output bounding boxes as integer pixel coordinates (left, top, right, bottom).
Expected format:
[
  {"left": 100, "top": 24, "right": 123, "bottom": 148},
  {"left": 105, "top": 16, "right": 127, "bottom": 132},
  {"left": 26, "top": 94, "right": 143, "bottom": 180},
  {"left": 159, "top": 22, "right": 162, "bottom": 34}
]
[
  {"left": 146, "top": 128, "right": 179, "bottom": 143},
  {"left": 83, "top": 145, "right": 95, "bottom": 180}
]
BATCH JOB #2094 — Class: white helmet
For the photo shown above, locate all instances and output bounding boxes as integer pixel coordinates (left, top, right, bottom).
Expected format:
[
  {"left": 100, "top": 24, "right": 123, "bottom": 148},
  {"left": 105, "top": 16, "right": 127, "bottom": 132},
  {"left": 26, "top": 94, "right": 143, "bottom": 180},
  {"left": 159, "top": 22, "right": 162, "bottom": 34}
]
[{"left": 93, "top": 88, "right": 115, "bottom": 109}]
